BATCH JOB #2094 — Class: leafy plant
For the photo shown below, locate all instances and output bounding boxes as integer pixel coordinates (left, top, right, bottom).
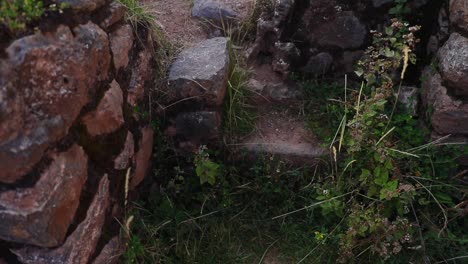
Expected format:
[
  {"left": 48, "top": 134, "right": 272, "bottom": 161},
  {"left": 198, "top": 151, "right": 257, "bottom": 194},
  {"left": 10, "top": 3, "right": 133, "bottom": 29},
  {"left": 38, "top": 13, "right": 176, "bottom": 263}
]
[
  {"left": 194, "top": 145, "right": 222, "bottom": 185},
  {"left": 0, "top": 0, "right": 45, "bottom": 31}
]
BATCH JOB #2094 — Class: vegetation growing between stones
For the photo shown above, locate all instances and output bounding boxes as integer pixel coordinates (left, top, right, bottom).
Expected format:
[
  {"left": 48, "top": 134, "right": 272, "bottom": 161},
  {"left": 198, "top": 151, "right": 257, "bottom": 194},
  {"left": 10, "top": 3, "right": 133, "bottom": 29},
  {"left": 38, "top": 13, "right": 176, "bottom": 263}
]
[
  {"left": 119, "top": 0, "right": 176, "bottom": 117},
  {"left": 125, "top": 4, "right": 467, "bottom": 264}
]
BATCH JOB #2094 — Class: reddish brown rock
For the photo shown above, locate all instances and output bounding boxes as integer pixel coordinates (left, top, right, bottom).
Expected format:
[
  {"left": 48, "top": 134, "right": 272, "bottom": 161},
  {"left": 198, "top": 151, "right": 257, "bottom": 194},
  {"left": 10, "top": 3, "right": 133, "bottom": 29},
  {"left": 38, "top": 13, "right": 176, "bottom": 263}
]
[
  {"left": 0, "top": 61, "right": 23, "bottom": 145},
  {"left": 130, "top": 127, "right": 154, "bottom": 189},
  {"left": 0, "top": 22, "right": 110, "bottom": 183},
  {"left": 422, "top": 68, "right": 468, "bottom": 135},
  {"left": 82, "top": 80, "right": 124, "bottom": 137},
  {"left": 128, "top": 49, "right": 152, "bottom": 106},
  {"left": 110, "top": 24, "right": 134, "bottom": 71},
  {"left": 92, "top": 236, "right": 122, "bottom": 264},
  {"left": 450, "top": 0, "right": 468, "bottom": 34},
  {"left": 0, "top": 145, "right": 88, "bottom": 247},
  {"left": 14, "top": 175, "right": 110, "bottom": 264},
  {"left": 99, "top": 1, "right": 127, "bottom": 29},
  {"left": 114, "top": 131, "right": 135, "bottom": 170}
]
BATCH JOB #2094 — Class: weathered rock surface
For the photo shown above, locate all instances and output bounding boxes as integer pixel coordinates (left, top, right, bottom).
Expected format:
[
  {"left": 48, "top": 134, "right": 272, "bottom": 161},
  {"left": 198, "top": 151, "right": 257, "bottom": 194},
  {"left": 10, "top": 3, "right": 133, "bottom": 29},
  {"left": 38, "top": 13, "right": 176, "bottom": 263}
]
[
  {"left": 110, "top": 24, "right": 134, "bottom": 71},
  {"left": 0, "top": 145, "right": 88, "bottom": 247},
  {"left": 99, "top": 1, "right": 127, "bottom": 29},
  {"left": 241, "top": 109, "right": 327, "bottom": 164},
  {"left": 56, "top": 0, "right": 106, "bottom": 12},
  {"left": 450, "top": 0, "right": 468, "bottom": 34},
  {"left": 192, "top": 0, "right": 238, "bottom": 22},
  {"left": 114, "top": 131, "right": 135, "bottom": 170},
  {"left": 82, "top": 80, "right": 124, "bottom": 137},
  {"left": 174, "top": 111, "right": 222, "bottom": 144},
  {"left": 168, "top": 37, "right": 230, "bottom": 106},
  {"left": 128, "top": 48, "right": 152, "bottom": 106},
  {"left": 0, "top": 22, "right": 110, "bottom": 183},
  {"left": 130, "top": 127, "right": 154, "bottom": 189},
  {"left": 14, "top": 175, "right": 110, "bottom": 264},
  {"left": 92, "top": 236, "right": 122, "bottom": 264},
  {"left": 438, "top": 33, "right": 468, "bottom": 96},
  {"left": 422, "top": 68, "right": 468, "bottom": 135},
  {"left": 372, "top": 0, "right": 392, "bottom": 8},
  {"left": 305, "top": 11, "right": 367, "bottom": 49}
]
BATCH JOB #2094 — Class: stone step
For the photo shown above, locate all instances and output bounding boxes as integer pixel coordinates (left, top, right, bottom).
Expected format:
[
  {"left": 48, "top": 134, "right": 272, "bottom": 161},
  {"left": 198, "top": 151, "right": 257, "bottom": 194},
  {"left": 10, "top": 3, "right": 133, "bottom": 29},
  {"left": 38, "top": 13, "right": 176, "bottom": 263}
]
[{"left": 237, "top": 107, "right": 327, "bottom": 165}]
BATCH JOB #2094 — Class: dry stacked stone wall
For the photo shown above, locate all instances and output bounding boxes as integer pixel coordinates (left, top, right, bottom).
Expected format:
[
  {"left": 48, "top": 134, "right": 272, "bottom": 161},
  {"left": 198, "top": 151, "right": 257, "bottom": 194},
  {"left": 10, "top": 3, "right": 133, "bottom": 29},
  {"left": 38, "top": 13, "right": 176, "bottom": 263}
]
[
  {"left": 421, "top": 0, "right": 468, "bottom": 164},
  {"left": 0, "top": 0, "right": 156, "bottom": 262}
]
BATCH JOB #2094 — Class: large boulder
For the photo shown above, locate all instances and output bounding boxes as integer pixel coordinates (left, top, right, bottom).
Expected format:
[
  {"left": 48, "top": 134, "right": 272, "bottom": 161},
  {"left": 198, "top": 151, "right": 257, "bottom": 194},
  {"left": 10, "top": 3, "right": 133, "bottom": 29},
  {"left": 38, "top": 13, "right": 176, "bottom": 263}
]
[
  {"left": 0, "top": 23, "right": 110, "bottom": 184},
  {"left": 421, "top": 68, "right": 468, "bottom": 135},
  {"left": 0, "top": 145, "right": 88, "bottom": 247},
  {"left": 450, "top": 0, "right": 468, "bottom": 34},
  {"left": 438, "top": 33, "right": 468, "bottom": 96},
  {"left": 168, "top": 37, "right": 230, "bottom": 106}
]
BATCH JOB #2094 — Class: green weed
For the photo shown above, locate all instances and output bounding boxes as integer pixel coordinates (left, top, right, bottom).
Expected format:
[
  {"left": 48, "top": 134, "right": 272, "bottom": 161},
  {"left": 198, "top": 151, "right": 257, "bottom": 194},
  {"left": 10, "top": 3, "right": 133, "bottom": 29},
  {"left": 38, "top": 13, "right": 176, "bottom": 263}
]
[
  {"left": 0, "top": 0, "right": 67, "bottom": 33},
  {"left": 224, "top": 44, "right": 256, "bottom": 140}
]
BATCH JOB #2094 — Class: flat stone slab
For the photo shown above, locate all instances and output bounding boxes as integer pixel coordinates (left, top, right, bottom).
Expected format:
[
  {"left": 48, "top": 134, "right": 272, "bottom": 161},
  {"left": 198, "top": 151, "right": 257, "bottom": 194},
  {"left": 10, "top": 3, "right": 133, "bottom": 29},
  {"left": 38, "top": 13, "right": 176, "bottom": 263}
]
[
  {"left": 240, "top": 108, "right": 327, "bottom": 165},
  {"left": 168, "top": 37, "right": 230, "bottom": 106}
]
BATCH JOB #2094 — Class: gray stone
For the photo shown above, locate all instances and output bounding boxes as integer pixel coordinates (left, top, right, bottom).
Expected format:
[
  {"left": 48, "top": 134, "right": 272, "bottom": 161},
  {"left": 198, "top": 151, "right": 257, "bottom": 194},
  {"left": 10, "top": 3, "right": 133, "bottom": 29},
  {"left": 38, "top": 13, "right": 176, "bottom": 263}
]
[
  {"left": 438, "top": 33, "right": 468, "bottom": 96},
  {"left": 192, "top": 0, "right": 237, "bottom": 23},
  {"left": 168, "top": 37, "right": 230, "bottom": 106},
  {"left": 372, "top": 0, "right": 392, "bottom": 8},
  {"left": 301, "top": 52, "right": 333, "bottom": 75},
  {"left": 175, "top": 112, "right": 222, "bottom": 144},
  {"left": 450, "top": 0, "right": 468, "bottom": 34},
  {"left": 308, "top": 11, "right": 367, "bottom": 49},
  {"left": 421, "top": 68, "right": 468, "bottom": 135}
]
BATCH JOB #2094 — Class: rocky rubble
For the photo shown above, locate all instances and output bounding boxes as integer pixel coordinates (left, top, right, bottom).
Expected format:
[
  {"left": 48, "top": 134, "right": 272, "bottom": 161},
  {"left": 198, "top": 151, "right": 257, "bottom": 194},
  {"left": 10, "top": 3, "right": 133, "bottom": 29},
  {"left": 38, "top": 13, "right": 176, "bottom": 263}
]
[{"left": 0, "top": 0, "right": 155, "bottom": 262}]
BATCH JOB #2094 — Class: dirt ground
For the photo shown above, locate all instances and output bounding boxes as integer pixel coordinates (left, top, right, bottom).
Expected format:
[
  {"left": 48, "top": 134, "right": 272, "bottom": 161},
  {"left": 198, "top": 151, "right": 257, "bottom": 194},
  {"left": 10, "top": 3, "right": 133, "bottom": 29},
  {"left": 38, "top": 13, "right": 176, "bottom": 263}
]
[{"left": 141, "top": 0, "right": 254, "bottom": 47}]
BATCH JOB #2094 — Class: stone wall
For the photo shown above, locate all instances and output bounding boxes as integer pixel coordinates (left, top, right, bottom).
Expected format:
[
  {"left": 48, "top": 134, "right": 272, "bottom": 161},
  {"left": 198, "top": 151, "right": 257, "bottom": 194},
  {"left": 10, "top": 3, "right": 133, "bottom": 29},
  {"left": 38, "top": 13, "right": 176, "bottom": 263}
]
[
  {"left": 0, "top": 1, "right": 155, "bottom": 262},
  {"left": 248, "top": 0, "right": 438, "bottom": 78},
  {"left": 421, "top": 0, "right": 468, "bottom": 161}
]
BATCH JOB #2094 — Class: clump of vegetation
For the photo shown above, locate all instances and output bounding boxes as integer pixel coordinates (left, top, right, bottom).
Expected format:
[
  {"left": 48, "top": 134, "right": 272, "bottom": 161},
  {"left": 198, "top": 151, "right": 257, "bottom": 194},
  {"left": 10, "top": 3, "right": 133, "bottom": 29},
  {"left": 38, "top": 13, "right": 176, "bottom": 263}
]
[
  {"left": 0, "top": 0, "right": 68, "bottom": 34},
  {"left": 0, "top": 0, "right": 45, "bottom": 32},
  {"left": 118, "top": 0, "right": 176, "bottom": 120},
  {"left": 224, "top": 45, "right": 256, "bottom": 141}
]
